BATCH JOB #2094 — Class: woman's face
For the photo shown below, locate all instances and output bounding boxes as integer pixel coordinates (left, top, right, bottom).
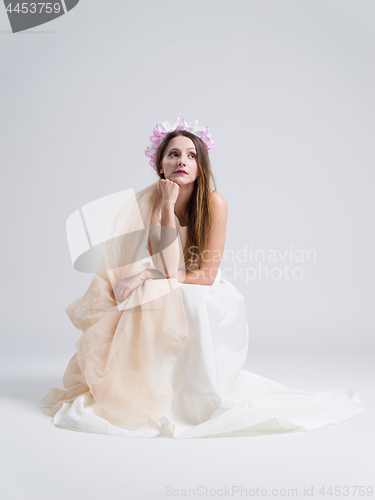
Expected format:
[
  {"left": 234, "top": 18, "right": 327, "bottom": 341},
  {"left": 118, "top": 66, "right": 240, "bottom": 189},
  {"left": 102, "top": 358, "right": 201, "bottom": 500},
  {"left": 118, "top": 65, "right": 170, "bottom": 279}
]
[{"left": 160, "top": 135, "right": 198, "bottom": 185}]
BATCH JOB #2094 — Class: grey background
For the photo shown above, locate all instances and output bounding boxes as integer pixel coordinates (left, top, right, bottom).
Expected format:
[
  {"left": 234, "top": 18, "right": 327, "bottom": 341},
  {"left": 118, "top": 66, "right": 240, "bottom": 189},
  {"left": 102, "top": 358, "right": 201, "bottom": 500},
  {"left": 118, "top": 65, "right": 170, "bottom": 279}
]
[
  {"left": 0, "top": 2, "right": 374, "bottom": 499},
  {"left": 1, "top": 0, "right": 373, "bottom": 369}
]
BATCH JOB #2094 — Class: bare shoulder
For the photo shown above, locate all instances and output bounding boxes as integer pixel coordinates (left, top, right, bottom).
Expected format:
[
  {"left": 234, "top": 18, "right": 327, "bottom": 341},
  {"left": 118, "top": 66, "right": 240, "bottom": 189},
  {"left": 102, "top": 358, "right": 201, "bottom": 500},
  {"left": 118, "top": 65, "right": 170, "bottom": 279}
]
[
  {"left": 209, "top": 191, "right": 228, "bottom": 228},
  {"left": 210, "top": 191, "right": 228, "bottom": 213}
]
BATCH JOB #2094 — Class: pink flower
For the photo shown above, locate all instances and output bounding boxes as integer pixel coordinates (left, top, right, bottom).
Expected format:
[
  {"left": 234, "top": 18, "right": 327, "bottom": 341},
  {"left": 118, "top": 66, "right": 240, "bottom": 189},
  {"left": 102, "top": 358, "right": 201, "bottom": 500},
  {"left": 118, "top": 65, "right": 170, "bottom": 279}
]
[{"left": 145, "top": 117, "right": 216, "bottom": 171}]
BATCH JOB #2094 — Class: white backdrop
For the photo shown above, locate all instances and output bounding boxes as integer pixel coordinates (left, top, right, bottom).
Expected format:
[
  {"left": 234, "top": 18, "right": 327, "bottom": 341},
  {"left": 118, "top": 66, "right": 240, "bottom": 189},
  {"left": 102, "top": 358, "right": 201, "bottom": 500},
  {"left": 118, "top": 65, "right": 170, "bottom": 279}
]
[
  {"left": 1, "top": 0, "right": 374, "bottom": 376},
  {"left": 1, "top": 2, "right": 374, "bottom": 500}
]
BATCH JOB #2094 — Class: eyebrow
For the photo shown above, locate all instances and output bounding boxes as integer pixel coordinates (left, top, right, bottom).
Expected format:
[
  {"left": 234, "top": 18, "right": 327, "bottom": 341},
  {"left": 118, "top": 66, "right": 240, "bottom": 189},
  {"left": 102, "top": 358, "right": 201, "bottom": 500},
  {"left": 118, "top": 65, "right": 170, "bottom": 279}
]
[{"left": 168, "top": 147, "right": 196, "bottom": 152}]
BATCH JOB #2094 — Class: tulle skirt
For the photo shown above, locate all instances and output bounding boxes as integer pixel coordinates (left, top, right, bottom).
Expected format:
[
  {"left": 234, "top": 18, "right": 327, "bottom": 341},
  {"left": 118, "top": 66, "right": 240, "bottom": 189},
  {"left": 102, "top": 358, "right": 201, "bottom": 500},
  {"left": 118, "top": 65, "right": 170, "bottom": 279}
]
[{"left": 39, "top": 269, "right": 363, "bottom": 438}]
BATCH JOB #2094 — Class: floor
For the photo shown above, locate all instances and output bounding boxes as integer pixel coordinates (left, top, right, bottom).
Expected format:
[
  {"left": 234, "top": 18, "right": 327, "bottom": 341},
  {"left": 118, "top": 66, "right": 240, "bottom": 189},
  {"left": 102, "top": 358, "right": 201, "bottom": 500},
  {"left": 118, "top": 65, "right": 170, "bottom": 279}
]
[{"left": 1, "top": 348, "right": 373, "bottom": 500}]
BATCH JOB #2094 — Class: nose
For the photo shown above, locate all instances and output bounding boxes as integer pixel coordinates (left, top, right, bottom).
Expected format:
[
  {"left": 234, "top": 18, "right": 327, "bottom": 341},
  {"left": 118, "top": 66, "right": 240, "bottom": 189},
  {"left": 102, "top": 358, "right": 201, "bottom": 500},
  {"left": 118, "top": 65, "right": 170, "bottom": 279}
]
[{"left": 177, "top": 153, "right": 187, "bottom": 166}]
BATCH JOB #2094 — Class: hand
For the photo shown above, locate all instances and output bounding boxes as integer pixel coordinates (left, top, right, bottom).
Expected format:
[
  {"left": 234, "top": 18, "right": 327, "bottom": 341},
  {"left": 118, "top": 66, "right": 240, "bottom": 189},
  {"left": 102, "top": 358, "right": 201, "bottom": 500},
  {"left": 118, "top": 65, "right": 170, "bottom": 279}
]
[
  {"left": 159, "top": 178, "right": 180, "bottom": 206},
  {"left": 112, "top": 272, "right": 146, "bottom": 303}
]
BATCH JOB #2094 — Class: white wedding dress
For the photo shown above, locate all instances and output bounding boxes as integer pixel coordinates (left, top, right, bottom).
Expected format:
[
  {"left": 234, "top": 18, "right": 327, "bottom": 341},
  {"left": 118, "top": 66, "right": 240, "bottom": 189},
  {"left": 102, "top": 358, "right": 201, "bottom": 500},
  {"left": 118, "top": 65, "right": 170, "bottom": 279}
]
[{"left": 40, "top": 221, "right": 363, "bottom": 438}]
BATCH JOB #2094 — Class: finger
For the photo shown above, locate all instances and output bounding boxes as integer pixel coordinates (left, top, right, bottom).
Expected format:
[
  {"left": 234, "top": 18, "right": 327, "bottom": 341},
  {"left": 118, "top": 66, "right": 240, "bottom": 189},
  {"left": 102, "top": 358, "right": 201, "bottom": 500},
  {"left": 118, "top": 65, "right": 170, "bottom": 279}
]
[
  {"left": 120, "top": 287, "right": 129, "bottom": 302},
  {"left": 114, "top": 286, "right": 124, "bottom": 303}
]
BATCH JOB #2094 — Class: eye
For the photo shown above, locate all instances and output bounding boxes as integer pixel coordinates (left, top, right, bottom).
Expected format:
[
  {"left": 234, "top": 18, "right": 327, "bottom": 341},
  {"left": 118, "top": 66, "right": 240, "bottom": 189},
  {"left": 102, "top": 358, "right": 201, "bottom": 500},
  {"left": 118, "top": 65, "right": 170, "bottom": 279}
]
[
  {"left": 189, "top": 153, "right": 196, "bottom": 158},
  {"left": 169, "top": 152, "right": 177, "bottom": 157}
]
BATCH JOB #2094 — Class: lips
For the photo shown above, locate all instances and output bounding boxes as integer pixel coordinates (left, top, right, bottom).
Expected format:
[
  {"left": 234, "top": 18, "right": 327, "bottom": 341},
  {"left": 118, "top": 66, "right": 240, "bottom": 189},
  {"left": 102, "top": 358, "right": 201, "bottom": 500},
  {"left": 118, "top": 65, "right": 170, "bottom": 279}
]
[{"left": 175, "top": 169, "right": 187, "bottom": 174}]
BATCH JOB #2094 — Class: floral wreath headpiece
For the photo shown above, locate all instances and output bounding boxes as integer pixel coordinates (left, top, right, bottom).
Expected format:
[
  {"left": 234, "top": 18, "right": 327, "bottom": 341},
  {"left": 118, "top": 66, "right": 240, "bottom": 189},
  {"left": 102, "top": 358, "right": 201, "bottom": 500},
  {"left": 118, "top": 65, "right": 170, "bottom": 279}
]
[{"left": 144, "top": 117, "right": 216, "bottom": 171}]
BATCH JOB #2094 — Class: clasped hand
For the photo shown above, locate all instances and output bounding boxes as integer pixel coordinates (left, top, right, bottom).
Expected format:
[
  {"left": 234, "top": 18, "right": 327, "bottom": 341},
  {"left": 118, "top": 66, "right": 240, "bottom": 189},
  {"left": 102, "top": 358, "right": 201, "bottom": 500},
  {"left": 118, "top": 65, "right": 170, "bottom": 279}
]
[
  {"left": 159, "top": 178, "right": 180, "bottom": 205},
  {"left": 112, "top": 272, "right": 146, "bottom": 303}
]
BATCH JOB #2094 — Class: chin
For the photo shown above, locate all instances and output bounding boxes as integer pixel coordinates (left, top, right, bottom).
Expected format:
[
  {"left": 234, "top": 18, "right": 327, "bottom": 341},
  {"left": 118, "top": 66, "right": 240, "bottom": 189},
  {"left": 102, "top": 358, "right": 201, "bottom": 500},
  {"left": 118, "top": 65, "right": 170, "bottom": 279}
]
[
  {"left": 171, "top": 175, "right": 187, "bottom": 182},
  {"left": 175, "top": 177, "right": 195, "bottom": 185}
]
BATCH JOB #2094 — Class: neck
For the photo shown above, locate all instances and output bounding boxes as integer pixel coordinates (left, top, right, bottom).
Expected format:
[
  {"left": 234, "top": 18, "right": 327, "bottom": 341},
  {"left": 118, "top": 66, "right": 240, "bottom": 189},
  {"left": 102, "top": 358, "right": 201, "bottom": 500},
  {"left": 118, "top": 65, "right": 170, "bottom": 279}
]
[{"left": 174, "top": 182, "right": 195, "bottom": 218}]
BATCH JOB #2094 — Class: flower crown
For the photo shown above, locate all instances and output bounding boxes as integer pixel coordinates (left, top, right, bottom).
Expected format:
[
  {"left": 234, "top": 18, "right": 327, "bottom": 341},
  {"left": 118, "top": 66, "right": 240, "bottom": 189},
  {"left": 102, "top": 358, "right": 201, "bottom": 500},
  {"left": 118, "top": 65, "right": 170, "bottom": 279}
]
[{"left": 144, "top": 117, "right": 216, "bottom": 171}]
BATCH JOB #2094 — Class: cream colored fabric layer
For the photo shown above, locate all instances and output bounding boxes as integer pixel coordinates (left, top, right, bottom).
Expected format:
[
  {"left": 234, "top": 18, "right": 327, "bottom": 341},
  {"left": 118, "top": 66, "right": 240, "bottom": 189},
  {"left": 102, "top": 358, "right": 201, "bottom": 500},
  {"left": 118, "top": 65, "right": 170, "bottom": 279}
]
[
  {"left": 40, "top": 180, "right": 190, "bottom": 432},
  {"left": 39, "top": 181, "right": 363, "bottom": 438}
]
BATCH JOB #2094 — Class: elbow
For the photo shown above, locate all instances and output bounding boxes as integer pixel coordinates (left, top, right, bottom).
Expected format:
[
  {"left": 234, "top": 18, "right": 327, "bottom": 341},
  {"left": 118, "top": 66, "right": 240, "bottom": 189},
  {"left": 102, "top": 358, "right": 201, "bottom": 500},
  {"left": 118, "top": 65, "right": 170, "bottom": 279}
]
[
  {"left": 152, "top": 257, "right": 177, "bottom": 280},
  {"left": 164, "top": 267, "right": 179, "bottom": 280}
]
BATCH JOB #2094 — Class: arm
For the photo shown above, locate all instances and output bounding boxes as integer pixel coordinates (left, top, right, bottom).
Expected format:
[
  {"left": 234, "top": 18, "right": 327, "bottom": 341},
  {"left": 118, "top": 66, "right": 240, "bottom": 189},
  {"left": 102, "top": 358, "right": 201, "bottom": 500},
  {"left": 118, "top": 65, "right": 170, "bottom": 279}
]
[
  {"left": 158, "top": 201, "right": 181, "bottom": 278},
  {"left": 147, "top": 201, "right": 181, "bottom": 279},
  {"left": 147, "top": 179, "right": 181, "bottom": 279},
  {"left": 144, "top": 192, "right": 228, "bottom": 286},
  {"left": 178, "top": 192, "right": 227, "bottom": 286}
]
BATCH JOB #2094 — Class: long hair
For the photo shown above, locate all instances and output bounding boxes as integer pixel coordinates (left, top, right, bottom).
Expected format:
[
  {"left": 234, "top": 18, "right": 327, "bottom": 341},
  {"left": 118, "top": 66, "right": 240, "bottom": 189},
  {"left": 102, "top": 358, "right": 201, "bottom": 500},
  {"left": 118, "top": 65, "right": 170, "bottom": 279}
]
[{"left": 154, "top": 130, "right": 217, "bottom": 271}]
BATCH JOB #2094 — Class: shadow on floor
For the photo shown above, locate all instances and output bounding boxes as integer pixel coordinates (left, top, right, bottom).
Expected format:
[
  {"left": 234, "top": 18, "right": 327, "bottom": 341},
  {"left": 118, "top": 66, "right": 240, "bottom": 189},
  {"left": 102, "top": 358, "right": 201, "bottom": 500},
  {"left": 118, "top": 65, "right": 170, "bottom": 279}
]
[{"left": 0, "top": 375, "right": 63, "bottom": 403}]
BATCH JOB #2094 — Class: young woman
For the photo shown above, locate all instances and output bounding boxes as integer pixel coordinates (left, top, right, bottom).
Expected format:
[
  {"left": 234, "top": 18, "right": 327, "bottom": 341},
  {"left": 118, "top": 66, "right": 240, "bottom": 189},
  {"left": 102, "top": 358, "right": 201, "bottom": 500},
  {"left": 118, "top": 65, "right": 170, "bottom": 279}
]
[
  {"left": 112, "top": 128, "right": 227, "bottom": 303},
  {"left": 39, "top": 118, "right": 363, "bottom": 438}
]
